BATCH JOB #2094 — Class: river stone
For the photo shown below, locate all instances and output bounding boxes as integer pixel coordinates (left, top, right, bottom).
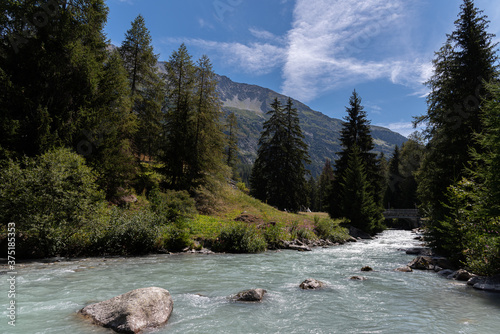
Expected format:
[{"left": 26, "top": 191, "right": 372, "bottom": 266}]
[
  {"left": 79, "top": 287, "right": 173, "bottom": 333},
  {"left": 350, "top": 276, "right": 367, "bottom": 280},
  {"left": 234, "top": 289, "right": 267, "bottom": 302},
  {"left": 408, "top": 256, "right": 434, "bottom": 270},
  {"left": 451, "top": 269, "right": 476, "bottom": 281},
  {"left": 395, "top": 266, "right": 413, "bottom": 272},
  {"left": 361, "top": 266, "right": 373, "bottom": 272},
  {"left": 438, "top": 269, "right": 455, "bottom": 277},
  {"left": 469, "top": 275, "right": 500, "bottom": 292},
  {"left": 405, "top": 247, "right": 432, "bottom": 256},
  {"left": 347, "top": 226, "right": 373, "bottom": 240},
  {"left": 300, "top": 278, "right": 325, "bottom": 289}
]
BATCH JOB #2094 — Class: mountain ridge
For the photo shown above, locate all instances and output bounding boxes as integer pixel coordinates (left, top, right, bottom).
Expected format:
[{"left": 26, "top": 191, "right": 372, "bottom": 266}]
[
  {"left": 214, "top": 74, "right": 407, "bottom": 176},
  {"left": 157, "top": 62, "right": 406, "bottom": 176}
]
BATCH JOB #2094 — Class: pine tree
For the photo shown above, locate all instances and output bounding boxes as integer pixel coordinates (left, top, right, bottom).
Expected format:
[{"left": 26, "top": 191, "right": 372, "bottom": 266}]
[
  {"left": 339, "top": 145, "right": 384, "bottom": 233},
  {"left": 162, "top": 46, "right": 225, "bottom": 191},
  {"left": 119, "top": 15, "right": 165, "bottom": 159},
  {"left": 83, "top": 49, "right": 138, "bottom": 197},
  {"left": 328, "top": 90, "right": 382, "bottom": 225},
  {"left": 318, "top": 159, "right": 334, "bottom": 212},
  {"left": 225, "top": 111, "right": 240, "bottom": 179},
  {"left": 0, "top": 1, "right": 139, "bottom": 197},
  {"left": 250, "top": 98, "right": 310, "bottom": 212},
  {"left": 0, "top": 0, "right": 110, "bottom": 158},
  {"left": 191, "top": 54, "right": 226, "bottom": 188},
  {"left": 414, "top": 0, "right": 499, "bottom": 257},
  {"left": 385, "top": 146, "right": 404, "bottom": 209},
  {"left": 163, "top": 44, "right": 196, "bottom": 190}
]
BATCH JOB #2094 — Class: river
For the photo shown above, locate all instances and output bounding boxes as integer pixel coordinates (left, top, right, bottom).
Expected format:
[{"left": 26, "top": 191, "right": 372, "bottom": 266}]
[{"left": 1, "top": 230, "right": 499, "bottom": 333}]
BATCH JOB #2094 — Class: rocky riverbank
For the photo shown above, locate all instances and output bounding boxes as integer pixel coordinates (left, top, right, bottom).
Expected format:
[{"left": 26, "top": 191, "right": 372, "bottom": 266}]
[{"left": 402, "top": 230, "right": 500, "bottom": 293}]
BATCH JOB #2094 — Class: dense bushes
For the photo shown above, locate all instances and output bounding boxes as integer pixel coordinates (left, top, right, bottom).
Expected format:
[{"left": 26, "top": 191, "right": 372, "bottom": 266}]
[
  {"left": 212, "top": 224, "right": 267, "bottom": 253},
  {"left": 0, "top": 148, "right": 105, "bottom": 257},
  {"left": 149, "top": 188, "right": 197, "bottom": 222},
  {"left": 314, "top": 217, "right": 350, "bottom": 243}
]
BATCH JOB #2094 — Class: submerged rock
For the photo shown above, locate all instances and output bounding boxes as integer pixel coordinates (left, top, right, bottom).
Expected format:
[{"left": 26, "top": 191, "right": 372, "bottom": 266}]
[
  {"left": 300, "top": 278, "right": 325, "bottom": 290},
  {"left": 79, "top": 287, "right": 173, "bottom": 333},
  {"left": 438, "top": 269, "right": 455, "bottom": 277},
  {"left": 347, "top": 226, "right": 373, "bottom": 240},
  {"left": 395, "top": 266, "right": 413, "bottom": 272},
  {"left": 361, "top": 266, "right": 373, "bottom": 272},
  {"left": 350, "top": 276, "right": 367, "bottom": 281},
  {"left": 234, "top": 288, "right": 267, "bottom": 302},
  {"left": 468, "top": 275, "right": 500, "bottom": 292}
]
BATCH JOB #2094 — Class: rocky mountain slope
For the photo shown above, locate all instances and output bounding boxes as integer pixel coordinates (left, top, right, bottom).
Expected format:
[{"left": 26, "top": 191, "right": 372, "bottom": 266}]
[{"left": 215, "top": 74, "right": 407, "bottom": 176}]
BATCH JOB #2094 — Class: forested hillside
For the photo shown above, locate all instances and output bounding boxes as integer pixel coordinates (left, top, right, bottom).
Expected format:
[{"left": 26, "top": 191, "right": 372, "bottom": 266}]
[{"left": 157, "top": 64, "right": 407, "bottom": 176}]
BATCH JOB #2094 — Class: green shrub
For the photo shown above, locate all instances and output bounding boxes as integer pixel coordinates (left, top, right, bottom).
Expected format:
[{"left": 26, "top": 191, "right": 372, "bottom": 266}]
[
  {"left": 135, "top": 162, "right": 164, "bottom": 195},
  {"left": 314, "top": 217, "right": 350, "bottom": 243},
  {"left": 149, "top": 189, "right": 197, "bottom": 223},
  {"left": 236, "top": 182, "right": 249, "bottom": 194},
  {"left": 212, "top": 224, "right": 266, "bottom": 253},
  {"left": 157, "top": 220, "right": 192, "bottom": 252},
  {"left": 0, "top": 148, "right": 104, "bottom": 257},
  {"left": 96, "top": 209, "right": 160, "bottom": 255},
  {"left": 289, "top": 222, "right": 317, "bottom": 241},
  {"left": 263, "top": 223, "right": 290, "bottom": 249}
]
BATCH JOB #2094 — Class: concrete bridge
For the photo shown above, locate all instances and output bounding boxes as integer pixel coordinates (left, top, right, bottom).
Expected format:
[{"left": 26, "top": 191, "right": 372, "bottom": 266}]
[{"left": 383, "top": 209, "right": 421, "bottom": 228}]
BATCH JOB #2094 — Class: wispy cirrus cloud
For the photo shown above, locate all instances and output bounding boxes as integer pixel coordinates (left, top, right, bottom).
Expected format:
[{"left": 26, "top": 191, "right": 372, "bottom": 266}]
[
  {"left": 281, "top": 0, "right": 432, "bottom": 101},
  {"left": 178, "top": 0, "right": 434, "bottom": 101},
  {"left": 181, "top": 38, "right": 286, "bottom": 75},
  {"left": 375, "top": 121, "right": 421, "bottom": 138}
]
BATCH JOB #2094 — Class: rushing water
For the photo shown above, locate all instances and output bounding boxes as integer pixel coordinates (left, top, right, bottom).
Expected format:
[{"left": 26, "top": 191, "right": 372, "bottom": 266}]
[{"left": 1, "top": 230, "right": 500, "bottom": 334}]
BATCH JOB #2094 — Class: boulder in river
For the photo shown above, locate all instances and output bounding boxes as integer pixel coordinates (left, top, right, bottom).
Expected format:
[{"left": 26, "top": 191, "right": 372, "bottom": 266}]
[
  {"left": 350, "top": 276, "right": 367, "bottom": 281},
  {"left": 395, "top": 266, "right": 413, "bottom": 272},
  {"left": 234, "top": 288, "right": 267, "bottom": 302},
  {"left": 347, "top": 226, "right": 373, "bottom": 240},
  {"left": 79, "top": 287, "right": 173, "bottom": 333},
  {"left": 408, "top": 256, "right": 434, "bottom": 270},
  {"left": 450, "top": 269, "right": 476, "bottom": 281},
  {"left": 300, "top": 278, "right": 325, "bottom": 290},
  {"left": 361, "top": 266, "right": 373, "bottom": 272},
  {"left": 467, "top": 275, "right": 500, "bottom": 292},
  {"left": 438, "top": 269, "right": 455, "bottom": 277},
  {"left": 405, "top": 247, "right": 432, "bottom": 256}
]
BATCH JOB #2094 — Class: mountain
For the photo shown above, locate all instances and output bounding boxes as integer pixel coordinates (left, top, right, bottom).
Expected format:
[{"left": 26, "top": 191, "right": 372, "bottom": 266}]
[{"left": 215, "top": 74, "right": 407, "bottom": 176}]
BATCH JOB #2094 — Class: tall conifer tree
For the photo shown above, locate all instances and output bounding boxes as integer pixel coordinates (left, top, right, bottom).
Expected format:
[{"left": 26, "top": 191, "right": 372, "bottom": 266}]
[
  {"left": 414, "top": 0, "right": 499, "bottom": 256},
  {"left": 120, "top": 15, "right": 165, "bottom": 159},
  {"left": 328, "top": 90, "right": 383, "bottom": 228},
  {"left": 251, "top": 98, "right": 310, "bottom": 212},
  {"left": 225, "top": 112, "right": 240, "bottom": 179},
  {"left": 162, "top": 46, "right": 225, "bottom": 191},
  {"left": 339, "top": 145, "right": 383, "bottom": 233}
]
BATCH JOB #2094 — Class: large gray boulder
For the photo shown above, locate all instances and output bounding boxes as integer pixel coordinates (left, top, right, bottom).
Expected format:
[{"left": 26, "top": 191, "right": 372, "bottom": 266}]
[
  {"left": 468, "top": 275, "right": 500, "bottom": 292},
  {"left": 408, "top": 256, "right": 455, "bottom": 271},
  {"left": 79, "top": 287, "right": 173, "bottom": 333},
  {"left": 347, "top": 226, "right": 373, "bottom": 240},
  {"left": 234, "top": 288, "right": 267, "bottom": 302},
  {"left": 405, "top": 247, "right": 432, "bottom": 256},
  {"left": 450, "top": 269, "right": 476, "bottom": 281},
  {"left": 300, "top": 278, "right": 325, "bottom": 290}
]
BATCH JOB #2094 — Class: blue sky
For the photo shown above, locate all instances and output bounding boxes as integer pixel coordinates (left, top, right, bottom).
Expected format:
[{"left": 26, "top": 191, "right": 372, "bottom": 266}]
[{"left": 104, "top": 0, "right": 500, "bottom": 137}]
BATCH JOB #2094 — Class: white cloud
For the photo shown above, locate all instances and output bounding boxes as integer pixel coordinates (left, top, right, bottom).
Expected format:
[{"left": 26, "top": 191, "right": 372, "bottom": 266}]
[
  {"left": 177, "top": 0, "right": 435, "bottom": 101},
  {"left": 376, "top": 121, "right": 421, "bottom": 137},
  {"left": 281, "top": 0, "right": 432, "bottom": 102},
  {"left": 181, "top": 38, "right": 286, "bottom": 75},
  {"left": 249, "top": 28, "right": 282, "bottom": 42}
]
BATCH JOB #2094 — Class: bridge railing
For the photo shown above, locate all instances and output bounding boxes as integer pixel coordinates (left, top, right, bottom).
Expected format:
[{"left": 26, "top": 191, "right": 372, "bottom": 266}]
[{"left": 383, "top": 209, "right": 420, "bottom": 219}]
